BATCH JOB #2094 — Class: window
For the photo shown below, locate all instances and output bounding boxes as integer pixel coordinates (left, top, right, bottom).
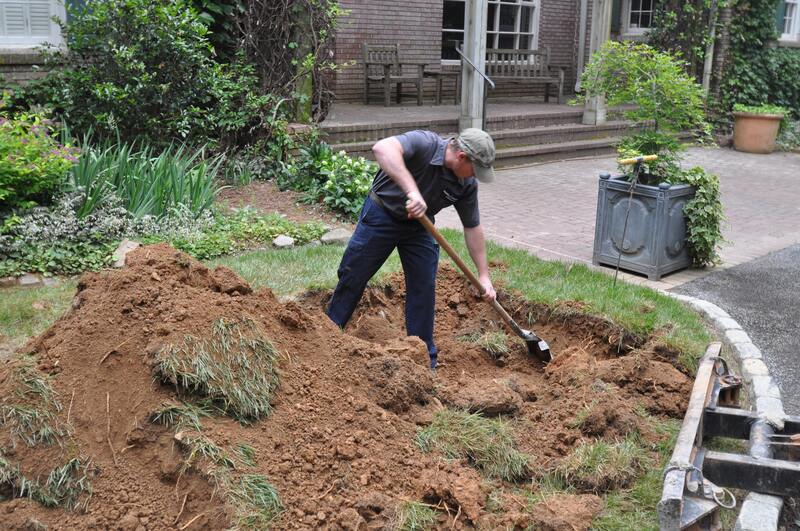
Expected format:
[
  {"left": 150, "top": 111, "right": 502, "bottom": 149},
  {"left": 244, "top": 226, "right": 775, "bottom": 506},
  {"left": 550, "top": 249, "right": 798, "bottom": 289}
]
[
  {"left": 622, "top": 0, "right": 655, "bottom": 36},
  {"left": 0, "top": 0, "right": 65, "bottom": 47},
  {"left": 441, "top": 0, "right": 540, "bottom": 61},
  {"left": 782, "top": 0, "right": 800, "bottom": 40}
]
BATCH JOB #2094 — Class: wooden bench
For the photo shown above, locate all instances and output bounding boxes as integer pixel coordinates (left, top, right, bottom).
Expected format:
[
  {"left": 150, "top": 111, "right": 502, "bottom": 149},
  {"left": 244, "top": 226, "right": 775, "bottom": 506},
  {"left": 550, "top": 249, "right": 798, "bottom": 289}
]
[
  {"left": 362, "top": 43, "right": 425, "bottom": 106},
  {"left": 485, "top": 47, "right": 565, "bottom": 104}
]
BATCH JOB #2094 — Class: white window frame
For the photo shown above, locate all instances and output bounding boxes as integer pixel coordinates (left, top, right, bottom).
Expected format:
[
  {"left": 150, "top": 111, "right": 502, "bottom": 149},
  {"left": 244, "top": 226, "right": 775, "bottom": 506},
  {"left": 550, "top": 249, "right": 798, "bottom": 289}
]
[
  {"left": 0, "top": 0, "right": 66, "bottom": 49},
  {"left": 781, "top": 0, "right": 800, "bottom": 43},
  {"left": 441, "top": 0, "right": 541, "bottom": 65},
  {"left": 621, "top": 0, "right": 655, "bottom": 37}
]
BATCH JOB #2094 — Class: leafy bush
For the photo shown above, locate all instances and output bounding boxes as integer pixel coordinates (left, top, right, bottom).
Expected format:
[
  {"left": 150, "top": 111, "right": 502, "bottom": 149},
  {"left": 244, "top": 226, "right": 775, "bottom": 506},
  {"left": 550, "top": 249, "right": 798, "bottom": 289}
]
[
  {"left": 280, "top": 143, "right": 376, "bottom": 220},
  {"left": 577, "top": 41, "right": 709, "bottom": 136},
  {"left": 68, "top": 139, "right": 223, "bottom": 219},
  {"left": 0, "top": 109, "right": 77, "bottom": 212},
  {"left": 11, "top": 0, "right": 271, "bottom": 146},
  {"left": 319, "top": 153, "right": 374, "bottom": 220},
  {"left": 680, "top": 167, "right": 724, "bottom": 267}
]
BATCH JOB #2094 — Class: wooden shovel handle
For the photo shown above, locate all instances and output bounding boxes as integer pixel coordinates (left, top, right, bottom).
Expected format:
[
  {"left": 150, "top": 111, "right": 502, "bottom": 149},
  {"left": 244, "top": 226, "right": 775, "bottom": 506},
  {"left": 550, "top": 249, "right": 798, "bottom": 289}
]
[{"left": 416, "top": 215, "right": 522, "bottom": 333}]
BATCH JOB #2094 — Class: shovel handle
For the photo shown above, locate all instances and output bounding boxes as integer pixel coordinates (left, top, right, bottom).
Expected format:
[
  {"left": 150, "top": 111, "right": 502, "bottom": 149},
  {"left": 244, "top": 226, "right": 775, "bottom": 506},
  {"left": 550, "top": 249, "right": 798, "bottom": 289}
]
[
  {"left": 416, "top": 215, "right": 520, "bottom": 331},
  {"left": 618, "top": 154, "right": 658, "bottom": 165}
]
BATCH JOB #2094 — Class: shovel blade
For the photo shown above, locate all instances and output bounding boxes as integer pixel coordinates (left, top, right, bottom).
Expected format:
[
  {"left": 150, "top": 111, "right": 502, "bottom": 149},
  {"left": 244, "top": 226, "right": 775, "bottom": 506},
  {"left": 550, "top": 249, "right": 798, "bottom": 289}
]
[{"left": 521, "top": 329, "right": 552, "bottom": 363}]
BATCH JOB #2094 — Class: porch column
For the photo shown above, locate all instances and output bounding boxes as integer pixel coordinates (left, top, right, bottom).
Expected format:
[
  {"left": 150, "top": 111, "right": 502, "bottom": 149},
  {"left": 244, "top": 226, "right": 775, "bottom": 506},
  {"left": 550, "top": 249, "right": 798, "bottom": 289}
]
[
  {"left": 459, "top": 0, "right": 489, "bottom": 131},
  {"left": 582, "top": 0, "right": 613, "bottom": 125}
]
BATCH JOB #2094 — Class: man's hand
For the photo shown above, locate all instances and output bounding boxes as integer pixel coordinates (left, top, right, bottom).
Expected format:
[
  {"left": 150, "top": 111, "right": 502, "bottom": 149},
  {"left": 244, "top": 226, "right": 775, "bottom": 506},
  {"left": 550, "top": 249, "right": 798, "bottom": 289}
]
[
  {"left": 478, "top": 275, "right": 496, "bottom": 301},
  {"left": 405, "top": 191, "right": 427, "bottom": 219}
]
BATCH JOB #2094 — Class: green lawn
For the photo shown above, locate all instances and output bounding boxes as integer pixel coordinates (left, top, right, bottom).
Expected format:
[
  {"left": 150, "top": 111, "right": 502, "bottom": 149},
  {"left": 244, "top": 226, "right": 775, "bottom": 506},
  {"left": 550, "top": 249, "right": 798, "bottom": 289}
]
[{"left": 0, "top": 281, "right": 77, "bottom": 357}]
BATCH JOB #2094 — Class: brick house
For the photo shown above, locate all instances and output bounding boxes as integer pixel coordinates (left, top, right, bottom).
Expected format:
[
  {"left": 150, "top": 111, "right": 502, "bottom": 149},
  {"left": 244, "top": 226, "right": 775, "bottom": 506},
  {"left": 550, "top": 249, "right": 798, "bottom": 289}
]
[{"left": 331, "top": 0, "right": 800, "bottom": 105}]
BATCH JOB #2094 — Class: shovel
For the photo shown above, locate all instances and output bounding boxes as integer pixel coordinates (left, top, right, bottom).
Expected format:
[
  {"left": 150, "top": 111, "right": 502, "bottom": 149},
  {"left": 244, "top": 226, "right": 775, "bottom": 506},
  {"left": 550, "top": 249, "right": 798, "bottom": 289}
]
[{"left": 417, "top": 215, "right": 552, "bottom": 363}]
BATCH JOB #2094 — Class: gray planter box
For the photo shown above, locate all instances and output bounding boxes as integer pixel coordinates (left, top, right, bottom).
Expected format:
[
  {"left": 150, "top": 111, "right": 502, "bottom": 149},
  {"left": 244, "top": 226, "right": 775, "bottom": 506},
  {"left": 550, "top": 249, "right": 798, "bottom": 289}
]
[{"left": 592, "top": 172, "right": 695, "bottom": 281}]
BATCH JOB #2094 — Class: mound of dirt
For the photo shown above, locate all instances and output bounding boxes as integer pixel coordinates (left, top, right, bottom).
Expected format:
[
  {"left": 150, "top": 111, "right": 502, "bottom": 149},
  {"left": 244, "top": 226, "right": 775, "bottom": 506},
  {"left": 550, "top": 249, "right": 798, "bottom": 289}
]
[{"left": 0, "top": 244, "right": 694, "bottom": 530}]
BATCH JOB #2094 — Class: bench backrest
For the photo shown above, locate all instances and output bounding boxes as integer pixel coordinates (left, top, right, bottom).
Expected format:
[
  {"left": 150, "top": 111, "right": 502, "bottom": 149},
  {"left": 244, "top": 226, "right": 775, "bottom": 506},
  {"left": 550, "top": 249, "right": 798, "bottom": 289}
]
[
  {"left": 363, "top": 43, "right": 401, "bottom": 76},
  {"left": 485, "top": 47, "right": 552, "bottom": 78}
]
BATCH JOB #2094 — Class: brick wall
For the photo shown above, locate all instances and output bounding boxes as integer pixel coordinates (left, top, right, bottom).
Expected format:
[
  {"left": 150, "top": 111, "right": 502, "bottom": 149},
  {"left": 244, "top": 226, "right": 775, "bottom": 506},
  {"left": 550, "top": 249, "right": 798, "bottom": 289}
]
[
  {"left": 0, "top": 50, "right": 50, "bottom": 88},
  {"left": 333, "top": 0, "right": 444, "bottom": 104},
  {"left": 332, "top": 0, "right": 582, "bottom": 104}
]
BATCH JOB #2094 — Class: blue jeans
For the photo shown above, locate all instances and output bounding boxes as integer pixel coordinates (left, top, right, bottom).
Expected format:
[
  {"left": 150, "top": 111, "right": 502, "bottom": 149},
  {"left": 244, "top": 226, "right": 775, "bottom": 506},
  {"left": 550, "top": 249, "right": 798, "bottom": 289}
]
[{"left": 327, "top": 196, "right": 440, "bottom": 359}]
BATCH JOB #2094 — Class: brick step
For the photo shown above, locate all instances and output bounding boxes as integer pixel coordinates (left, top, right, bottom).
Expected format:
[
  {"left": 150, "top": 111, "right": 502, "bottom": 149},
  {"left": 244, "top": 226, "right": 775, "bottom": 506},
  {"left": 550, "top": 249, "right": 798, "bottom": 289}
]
[
  {"left": 320, "top": 108, "right": 613, "bottom": 144},
  {"left": 494, "top": 137, "right": 625, "bottom": 167},
  {"left": 491, "top": 120, "right": 644, "bottom": 147},
  {"left": 328, "top": 120, "right": 640, "bottom": 159}
]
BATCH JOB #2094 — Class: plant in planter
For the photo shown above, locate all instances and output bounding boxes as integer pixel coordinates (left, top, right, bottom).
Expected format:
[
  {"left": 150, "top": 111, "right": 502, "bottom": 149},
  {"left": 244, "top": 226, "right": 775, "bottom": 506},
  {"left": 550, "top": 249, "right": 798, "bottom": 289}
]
[
  {"left": 575, "top": 41, "right": 724, "bottom": 279},
  {"left": 732, "top": 103, "right": 788, "bottom": 154}
]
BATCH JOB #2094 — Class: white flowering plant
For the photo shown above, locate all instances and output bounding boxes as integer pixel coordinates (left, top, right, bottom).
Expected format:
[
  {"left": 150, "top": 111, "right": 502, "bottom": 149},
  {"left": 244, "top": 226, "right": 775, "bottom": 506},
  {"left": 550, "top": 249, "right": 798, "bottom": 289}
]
[{"left": 319, "top": 151, "right": 375, "bottom": 220}]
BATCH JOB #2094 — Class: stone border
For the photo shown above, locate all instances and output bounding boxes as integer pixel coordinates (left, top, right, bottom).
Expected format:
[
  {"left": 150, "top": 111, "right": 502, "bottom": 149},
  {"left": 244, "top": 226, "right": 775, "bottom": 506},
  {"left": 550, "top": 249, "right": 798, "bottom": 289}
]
[{"left": 669, "top": 293, "right": 785, "bottom": 531}]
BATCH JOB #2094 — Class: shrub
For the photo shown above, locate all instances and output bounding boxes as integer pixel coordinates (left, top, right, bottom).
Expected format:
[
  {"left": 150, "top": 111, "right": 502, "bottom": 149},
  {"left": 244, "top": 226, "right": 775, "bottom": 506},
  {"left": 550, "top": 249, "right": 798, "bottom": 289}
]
[
  {"left": 0, "top": 109, "right": 77, "bottom": 212},
  {"left": 320, "top": 152, "right": 375, "bottom": 220},
  {"left": 11, "top": 0, "right": 271, "bottom": 146},
  {"left": 280, "top": 143, "right": 377, "bottom": 220}
]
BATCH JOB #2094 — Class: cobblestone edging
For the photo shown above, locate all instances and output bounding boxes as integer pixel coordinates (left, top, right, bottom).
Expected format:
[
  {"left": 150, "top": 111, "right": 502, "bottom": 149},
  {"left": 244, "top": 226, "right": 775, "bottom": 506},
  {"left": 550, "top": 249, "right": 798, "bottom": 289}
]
[{"left": 669, "top": 293, "right": 785, "bottom": 531}]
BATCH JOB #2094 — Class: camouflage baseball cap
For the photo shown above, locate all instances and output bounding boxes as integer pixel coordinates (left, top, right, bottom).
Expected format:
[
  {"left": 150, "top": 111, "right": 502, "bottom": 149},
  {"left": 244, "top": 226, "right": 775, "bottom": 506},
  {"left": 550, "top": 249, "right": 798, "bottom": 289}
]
[{"left": 456, "top": 128, "right": 496, "bottom": 183}]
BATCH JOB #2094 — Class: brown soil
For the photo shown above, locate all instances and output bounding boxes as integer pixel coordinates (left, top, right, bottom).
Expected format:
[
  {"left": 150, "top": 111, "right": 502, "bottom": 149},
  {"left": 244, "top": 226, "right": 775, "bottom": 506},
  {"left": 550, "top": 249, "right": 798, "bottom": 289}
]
[
  {"left": 217, "top": 180, "right": 351, "bottom": 229},
  {"left": 0, "top": 244, "right": 693, "bottom": 530}
]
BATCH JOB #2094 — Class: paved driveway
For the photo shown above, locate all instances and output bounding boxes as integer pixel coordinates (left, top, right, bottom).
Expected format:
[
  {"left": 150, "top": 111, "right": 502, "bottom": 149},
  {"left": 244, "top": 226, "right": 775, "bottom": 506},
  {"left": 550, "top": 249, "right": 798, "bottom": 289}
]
[
  {"left": 437, "top": 147, "right": 800, "bottom": 290},
  {"left": 674, "top": 245, "right": 800, "bottom": 415}
]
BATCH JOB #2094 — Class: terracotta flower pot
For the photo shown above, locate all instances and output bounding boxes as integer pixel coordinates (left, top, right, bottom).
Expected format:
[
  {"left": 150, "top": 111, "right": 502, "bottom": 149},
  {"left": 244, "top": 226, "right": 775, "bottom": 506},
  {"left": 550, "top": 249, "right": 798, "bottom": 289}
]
[{"left": 732, "top": 111, "right": 784, "bottom": 154}]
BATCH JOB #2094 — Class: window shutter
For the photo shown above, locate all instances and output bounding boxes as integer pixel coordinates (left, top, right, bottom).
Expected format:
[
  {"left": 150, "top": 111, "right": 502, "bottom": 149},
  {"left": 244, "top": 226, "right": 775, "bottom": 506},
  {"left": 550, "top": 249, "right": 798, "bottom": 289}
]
[
  {"left": 28, "top": 2, "right": 53, "bottom": 36},
  {"left": 1, "top": 3, "right": 28, "bottom": 36},
  {"left": 776, "top": 0, "right": 787, "bottom": 33},
  {"left": 611, "top": 0, "right": 622, "bottom": 33}
]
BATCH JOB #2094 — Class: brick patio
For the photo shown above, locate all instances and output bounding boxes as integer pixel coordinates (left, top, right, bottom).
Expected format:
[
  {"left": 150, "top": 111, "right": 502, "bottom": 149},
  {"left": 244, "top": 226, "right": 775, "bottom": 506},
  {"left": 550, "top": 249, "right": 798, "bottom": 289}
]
[{"left": 436, "top": 147, "right": 800, "bottom": 290}]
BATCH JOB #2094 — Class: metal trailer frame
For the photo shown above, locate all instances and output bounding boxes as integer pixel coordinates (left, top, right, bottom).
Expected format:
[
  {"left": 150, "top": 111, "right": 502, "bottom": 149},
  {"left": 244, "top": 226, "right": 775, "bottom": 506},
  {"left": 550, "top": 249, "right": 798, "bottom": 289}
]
[{"left": 658, "top": 343, "right": 800, "bottom": 530}]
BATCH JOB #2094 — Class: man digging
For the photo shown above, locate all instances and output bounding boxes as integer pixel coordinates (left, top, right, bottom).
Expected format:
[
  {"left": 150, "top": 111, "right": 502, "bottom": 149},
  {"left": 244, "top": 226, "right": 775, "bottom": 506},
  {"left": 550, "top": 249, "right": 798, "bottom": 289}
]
[{"left": 326, "top": 128, "right": 497, "bottom": 370}]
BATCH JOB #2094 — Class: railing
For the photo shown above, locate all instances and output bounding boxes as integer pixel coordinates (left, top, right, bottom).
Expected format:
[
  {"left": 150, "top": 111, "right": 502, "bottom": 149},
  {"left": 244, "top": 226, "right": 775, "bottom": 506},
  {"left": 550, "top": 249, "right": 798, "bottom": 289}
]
[{"left": 455, "top": 43, "right": 495, "bottom": 131}]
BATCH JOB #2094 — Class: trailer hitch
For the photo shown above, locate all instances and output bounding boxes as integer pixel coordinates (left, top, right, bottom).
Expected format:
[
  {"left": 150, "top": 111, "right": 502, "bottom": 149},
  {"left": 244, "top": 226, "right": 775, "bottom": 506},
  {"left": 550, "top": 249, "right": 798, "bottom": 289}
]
[{"left": 658, "top": 342, "right": 800, "bottom": 530}]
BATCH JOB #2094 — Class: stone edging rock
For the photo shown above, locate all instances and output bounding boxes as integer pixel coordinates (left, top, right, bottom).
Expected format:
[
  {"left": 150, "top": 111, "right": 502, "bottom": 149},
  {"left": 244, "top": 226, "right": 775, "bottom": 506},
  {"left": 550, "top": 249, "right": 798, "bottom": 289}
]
[{"left": 668, "top": 293, "right": 785, "bottom": 531}]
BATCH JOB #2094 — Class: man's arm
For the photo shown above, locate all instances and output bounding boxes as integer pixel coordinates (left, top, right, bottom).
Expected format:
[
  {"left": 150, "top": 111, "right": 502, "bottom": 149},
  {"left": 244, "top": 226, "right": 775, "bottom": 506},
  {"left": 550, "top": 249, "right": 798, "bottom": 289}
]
[
  {"left": 464, "top": 225, "right": 496, "bottom": 301},
  {"left": 372, "top": 137, "right": 427, "bottom": 218}
]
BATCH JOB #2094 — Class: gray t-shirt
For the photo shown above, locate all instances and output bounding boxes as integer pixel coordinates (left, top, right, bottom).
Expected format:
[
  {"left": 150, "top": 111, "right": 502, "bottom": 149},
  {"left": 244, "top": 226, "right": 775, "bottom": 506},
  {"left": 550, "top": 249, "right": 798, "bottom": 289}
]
[{"left": 371, "top": 130, "right": 480, "bottom": 228}]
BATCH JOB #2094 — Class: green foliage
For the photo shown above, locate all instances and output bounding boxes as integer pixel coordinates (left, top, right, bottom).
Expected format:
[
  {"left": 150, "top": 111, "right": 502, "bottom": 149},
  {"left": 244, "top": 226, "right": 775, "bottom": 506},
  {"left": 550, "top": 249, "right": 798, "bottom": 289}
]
[
  {"left": 228, "top": 474, "right": 284, "bottom": 528},
  {"left": 649, "top": 0, "right": 716, "bottom": 80},
  {"left": 11, "top": 0, "right": 271, "bottom": 146},
  {"left": 416, "top": 409, "right": 529, "bottom": 481},
  {"left": 733, "top": 103, "right": 788, "bottom": 115},
  {"left": 320, "top": 153, "right": 375, "bottom": 220},
  {"left": 0, "top": 108, "right": 77, "bottom": 212},
  {"left": 4, "top": 457, "right": 93, "bottom": 511},
  {"left": 393, "top": 501, "right": 438, "bottom": 531},
  {"left": 722, "top": 0, "right": 800, "bottom": 118},
  {"left": 680, "top": 167, "right": 724, "bottom": 267},
  {"left": 281, "top": 143, "right": 377, "bottom": 220},
  {"left": 191, "top": 0, "right": 243, "bottom": 59},
  {"left": 155, "top": 318, "right": 280, "bottom": 423},
  {"left": 553, "top": 436, "right": 648, "bottom": 494},
  {"left": 68, "top": 139, "right": 223, "bottom": 220},
  {"left": 616, "top": 131, "right": 683, "bottom": 182},
  {"left": 777, "top": 119, "right": 800, "bottom": 150},
  {"left": 577, "top": 41, "right": 709, "bottom": 135},
  {"left": 149, "top": 207, "right": 327, "bottom": 260}
]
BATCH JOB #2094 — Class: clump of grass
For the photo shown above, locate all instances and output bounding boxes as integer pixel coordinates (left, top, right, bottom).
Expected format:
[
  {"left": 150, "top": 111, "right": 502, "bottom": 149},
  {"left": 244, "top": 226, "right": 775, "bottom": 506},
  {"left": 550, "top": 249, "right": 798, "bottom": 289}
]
[
  {"left": 459, "top": 331, "right": 510, "bottom": 357},
  {"left": 150, "top": 400, "right": 212, "bottom": 432},
  {"left": 178, "top": 433, "right": 236, "bottom": 470},
  {"left": 567, "top": 401, "right": 597, "bottom": 430},
  {"left": 1, "top": 360, "right": 66, "bottom": 447},
  {"left": 12, "top": 457, "right": 93, "bottom": 512},
  {"left": 553, "top": 436, "right": 648, "bottom": 493},
  {"left": 415, "top": 409, "right": 529, "bottom": 481},
  {"left": 392, "top": 500, "right": 438, "bottom": 531},
  {"left": 155, "top": 318, "right": 279, "bottom": 423},
  {"left": 228, "top": 474, "right": 283, "bottom": 529},
  {"left": 233, "top": 443, "right": 256, "bottom": 467}
]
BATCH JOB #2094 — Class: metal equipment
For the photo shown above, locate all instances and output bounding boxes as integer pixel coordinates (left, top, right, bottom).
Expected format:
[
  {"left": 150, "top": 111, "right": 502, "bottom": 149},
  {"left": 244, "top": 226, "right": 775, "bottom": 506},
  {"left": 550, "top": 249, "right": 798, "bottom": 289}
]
[{"left": 659, "top": 342, "right": 800, "bottom": 530}]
